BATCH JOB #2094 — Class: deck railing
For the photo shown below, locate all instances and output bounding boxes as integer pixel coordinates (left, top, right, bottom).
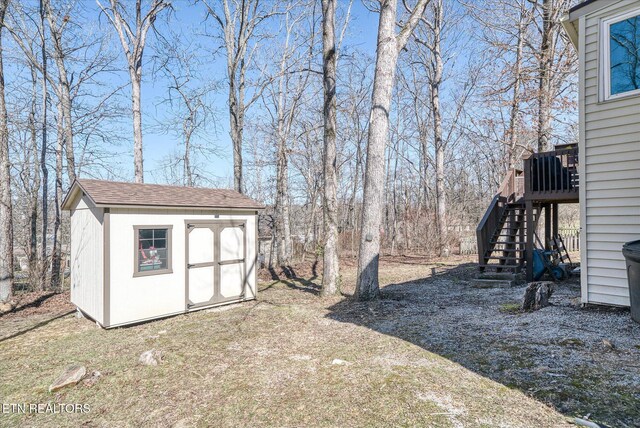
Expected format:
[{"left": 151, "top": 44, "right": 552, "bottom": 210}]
[{"left": 524, "top": 145, "right": 579, "bottom": 201}]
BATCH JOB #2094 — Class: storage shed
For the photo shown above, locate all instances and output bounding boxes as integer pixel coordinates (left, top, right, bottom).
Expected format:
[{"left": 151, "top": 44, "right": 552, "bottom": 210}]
[
  {"left": 562, "top": 0, "right": 640, "bottom": 306},
  {"left": 62, "top": 179, "right": 264, "bottom": 328}
]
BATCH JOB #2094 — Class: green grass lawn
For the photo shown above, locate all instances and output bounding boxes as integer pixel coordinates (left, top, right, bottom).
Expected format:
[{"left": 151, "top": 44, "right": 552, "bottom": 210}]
[{"left": 0, "top": 267, "right": 571, "bottom": 427}]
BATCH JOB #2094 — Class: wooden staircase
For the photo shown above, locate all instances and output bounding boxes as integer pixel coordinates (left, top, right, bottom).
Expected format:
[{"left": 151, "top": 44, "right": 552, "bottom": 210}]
[
  {"left": 477, "top": 146, "right": 580, "bottom": 281},
  {"left": 477, "top": 169, "right": 533, "bottom": 273},
  {"left": 479, "top": 202, "right": 540, "bottom": 272}
]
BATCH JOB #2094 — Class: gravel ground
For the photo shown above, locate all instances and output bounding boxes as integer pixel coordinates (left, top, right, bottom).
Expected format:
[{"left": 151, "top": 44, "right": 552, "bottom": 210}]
[{"left": 328, "top": 263, "right": 640, "bottom": 428}]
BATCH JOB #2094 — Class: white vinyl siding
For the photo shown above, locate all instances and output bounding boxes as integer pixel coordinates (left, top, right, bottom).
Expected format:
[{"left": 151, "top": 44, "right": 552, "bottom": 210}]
[
  {"left": 581, "top": 0, "right": 640, "bottom": 307},
  {"left": 107, "top": 208, "right": 258, "bottom": 327},
  {"left": 70, "top": 195, "right": 104, "bottom": 323}
]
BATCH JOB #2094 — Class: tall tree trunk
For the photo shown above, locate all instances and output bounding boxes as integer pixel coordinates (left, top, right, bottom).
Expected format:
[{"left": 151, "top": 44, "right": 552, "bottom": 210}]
[
  {"left": 202, "top": 0, "right": 271, "bottom": 194},
  {"left": 44, "top": 0, "right": 76, "bottom": 181},
  {"left": 131, "top": 71, "right": 144, "bottom": 183},
  {"left": 321, "top": 0, "right": 339, "bottom": 295},
  {"left": 39, "top": 0, "right": 49, "bottom": 289},
  {"left": 355, "top": 0, "right": 429, "bottom": 299},
  {"left": 356, "top": 2, "right": 399, "bottom": 299},
  {"left": 97, "top": 0, "right": 170, "bottom": 184},
  {"left": 184, "top": 126, "right": 193, "bottom": 187},
  {"left": 50, "top": 102, "right": 64, "bottom": 290},
  {"left": 28, "top": 67, "right": 40, "bottom": 281},
  {"left": 507, "top": 2, "right": 526, "bottom": 169},
  {"left": 537, "top": 0, "right": 554, "bottom": 153},
  {"left": 229, "top": 78, "right": 244, "bottom": 193},
  {"left": 274, "top": 131, "right": 291, "bottom": 266},
  {"left": 0, "top": 0, "right": 13, "bottom": 302},
  {"left": 430, "top": 0, "right": 447, "bottom": 257}
]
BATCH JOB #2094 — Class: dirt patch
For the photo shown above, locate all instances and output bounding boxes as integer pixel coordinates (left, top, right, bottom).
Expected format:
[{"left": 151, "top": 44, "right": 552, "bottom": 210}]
[
  {"left": 1, "top": 290, "right": 74, "bottom": 319},
  {"left": 0, "top": 291, "right": 75, "bottom": 341}
]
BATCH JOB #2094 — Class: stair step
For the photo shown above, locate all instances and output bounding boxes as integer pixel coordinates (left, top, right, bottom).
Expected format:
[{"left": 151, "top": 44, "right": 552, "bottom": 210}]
[
  {"left": 471, "top": 279, "right": 515, "bottom": 288},
  {"left": 478, "top": 272, "right": 523, "bottom": 281},
  {"left": 486, "top": 256, "right": 521, "bottom": 260},
  {"left": 478, "top": 265, "right": 523, "bottom": 272}
]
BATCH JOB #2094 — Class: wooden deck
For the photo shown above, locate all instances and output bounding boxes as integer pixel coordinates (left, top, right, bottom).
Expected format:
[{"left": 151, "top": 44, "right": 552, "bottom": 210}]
[
  {"left": 524, "top": 144, "right": 579, "bottom": 203},
  {"left": 477, "top": 145, "right": 579, "bottom": 280}
]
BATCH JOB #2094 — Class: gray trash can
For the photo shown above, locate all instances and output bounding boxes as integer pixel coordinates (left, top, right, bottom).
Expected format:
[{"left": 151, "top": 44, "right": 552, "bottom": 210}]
[{"left": 622, "top": 240, "right": 640, "bottom": 323}]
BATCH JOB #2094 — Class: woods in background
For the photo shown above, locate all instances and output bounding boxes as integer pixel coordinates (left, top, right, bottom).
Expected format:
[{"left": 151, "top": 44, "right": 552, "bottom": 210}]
[{"left": 0, "top": 0, "right": 577, "bottom": 302}]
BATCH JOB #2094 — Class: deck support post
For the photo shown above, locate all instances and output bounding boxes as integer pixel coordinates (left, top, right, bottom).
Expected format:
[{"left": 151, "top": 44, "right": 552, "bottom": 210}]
[
  {"left": 552, "top": 203, "right": 559, "bottom": 238},
  {"left": 544, "top": 204, "right": 551, "bottom": 251},
  {"left": 526, "top": 200, "right": 534, "bottom": 282}
]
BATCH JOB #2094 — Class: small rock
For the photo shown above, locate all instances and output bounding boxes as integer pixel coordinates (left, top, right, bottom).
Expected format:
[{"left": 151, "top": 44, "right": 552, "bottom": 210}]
[
  {"left": 559, "top": 338, "right": 584, "bottom": 347},
  {"left": 0, "top": 301, "right": 15, "bottom": 313},
  {"left": 602, "top": 339, "right": 615, "bottom": 350},
  {"left": 139, "top": 349, "right": 163, "bottom": 366},
  {"left": 49, "top": 365, "right": 86, "bottom": 392},
  {"left": 158, "top": 330, "right": 167, "bottom": 335},
  {"left": 148, "top": 335, "right": 160, "bottom": 339},
  {"left": 331, "top": 358, "right": 349, "bottom": 366},
  {"left": 83, "top": 371, "right": 102, "bottom": 387}
]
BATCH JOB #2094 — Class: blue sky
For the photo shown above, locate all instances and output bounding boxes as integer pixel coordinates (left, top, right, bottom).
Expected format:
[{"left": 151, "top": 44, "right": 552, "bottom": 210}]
[{"left": 106, "top": 1, "right": 381, "bottom": 185}]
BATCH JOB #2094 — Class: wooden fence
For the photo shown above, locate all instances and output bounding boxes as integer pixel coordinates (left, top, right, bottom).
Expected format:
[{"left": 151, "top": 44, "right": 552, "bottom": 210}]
[
  {"left": 559, "top": 228, "right": 580, "bottom": 252},
  {"left": 462, "top": 227, "right": 579, "bottom": 256}
]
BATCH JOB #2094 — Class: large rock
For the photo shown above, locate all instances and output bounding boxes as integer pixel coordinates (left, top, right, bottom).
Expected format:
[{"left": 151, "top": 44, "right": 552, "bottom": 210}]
[
  {"left": 139, "top": 349, "right": 163, "bottom": 366},
  {"left": 49, "top": 365, "right": 86, "bottom": 392},
  {"left": 522, "top": 281, "right": 555, "bottom": 311}
]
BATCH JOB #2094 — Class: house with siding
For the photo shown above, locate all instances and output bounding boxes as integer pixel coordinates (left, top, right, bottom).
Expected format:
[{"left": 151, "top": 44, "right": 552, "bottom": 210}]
[
  {"left": 563, "top": 0, "right": 640, "bottom": 307},
  {"left": 476, "top": 0, "right": 639, "bottom": 307}
]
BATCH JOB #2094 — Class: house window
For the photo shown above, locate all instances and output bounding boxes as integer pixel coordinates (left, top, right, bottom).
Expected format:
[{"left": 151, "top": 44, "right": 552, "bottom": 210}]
[
  {"left": 603, "top": 9, "right": 640, "bottom": 99},
  {"left": 134, "top": 226, "right": 172, "bottom": 277}
]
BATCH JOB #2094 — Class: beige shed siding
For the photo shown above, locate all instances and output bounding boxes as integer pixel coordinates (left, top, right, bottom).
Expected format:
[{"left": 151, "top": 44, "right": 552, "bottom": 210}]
[
  {"left": 581, "top": 0, "right": 640, "bottom": 306},
  {"left": 107, "top": 208, "right": 258, "bottom": 327},
  {"left": 70, "top": 195, "right": 104, "bottom": 322}
]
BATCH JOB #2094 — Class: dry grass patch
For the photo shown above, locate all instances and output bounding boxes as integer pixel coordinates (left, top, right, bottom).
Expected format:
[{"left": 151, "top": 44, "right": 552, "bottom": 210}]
[{"left": 0, "top": 258, "right": 572, "bottom": 427}]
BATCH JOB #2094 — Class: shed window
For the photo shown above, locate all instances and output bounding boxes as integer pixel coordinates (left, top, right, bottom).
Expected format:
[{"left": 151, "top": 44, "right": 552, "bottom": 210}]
[
  {"left": 134, "top": 226, "right": 172, "bottom": 276},
  {"left": 603, "top": 10, "right": 640, "bottom": 99}
]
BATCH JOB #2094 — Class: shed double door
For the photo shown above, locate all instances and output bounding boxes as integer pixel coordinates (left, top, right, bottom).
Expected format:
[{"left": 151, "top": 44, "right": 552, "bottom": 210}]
[{"left": 186, "top": 221, "right": 246, "bottom": 309}]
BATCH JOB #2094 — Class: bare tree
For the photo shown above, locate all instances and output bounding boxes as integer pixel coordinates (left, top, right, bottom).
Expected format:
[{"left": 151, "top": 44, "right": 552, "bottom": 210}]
[
  {"left": 504, "top": 0, "right": 531, "bottom": 168},
  {"left": 0, "top": 0, "right": 12, "bottom": 302},
  {"left": 202, "top": 0, "right": 277, "bottom": 194},
  {"left": 321, "top": 0, "right": 339, "bottom": 295},
  {"left": 260, "top": 2, "right": 317, "bottom": 267},
  {"left": 26, "top": 66, "right": 41, "bottom": 282},
  {"left": 415, "top": 0, "right": 447, "bottom": 256},
  {"left": 355, "top": 0, "right": 429, "bottom": 300},
  {"left": 38, "top": 0, "right": 49, "bottom": 286},
  {"left": 43, "top": 0, "right": 75, "bottom": 182},
  {"left": 154, "top": 35, "right": 217, "bottom": 187},
  {"left": 50, "top": 94, "right": 64, "bottom": 290},
  {"left": 97, "top": 0, "right": 170, "bottom": 183},
  {"left": 534, "top": 0, "right": 567, "bottom": 152}
]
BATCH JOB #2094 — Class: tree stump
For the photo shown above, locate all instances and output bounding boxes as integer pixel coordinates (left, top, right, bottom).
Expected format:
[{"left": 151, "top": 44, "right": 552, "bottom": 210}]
[{"left": 522, "top": 281, "right": 555, "bottom": 311}]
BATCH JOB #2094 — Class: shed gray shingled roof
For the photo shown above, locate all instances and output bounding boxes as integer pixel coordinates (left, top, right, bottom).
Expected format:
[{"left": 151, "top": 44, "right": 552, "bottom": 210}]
[{"left": 63, "top": 179, "right": 264, "bottom": 210}]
